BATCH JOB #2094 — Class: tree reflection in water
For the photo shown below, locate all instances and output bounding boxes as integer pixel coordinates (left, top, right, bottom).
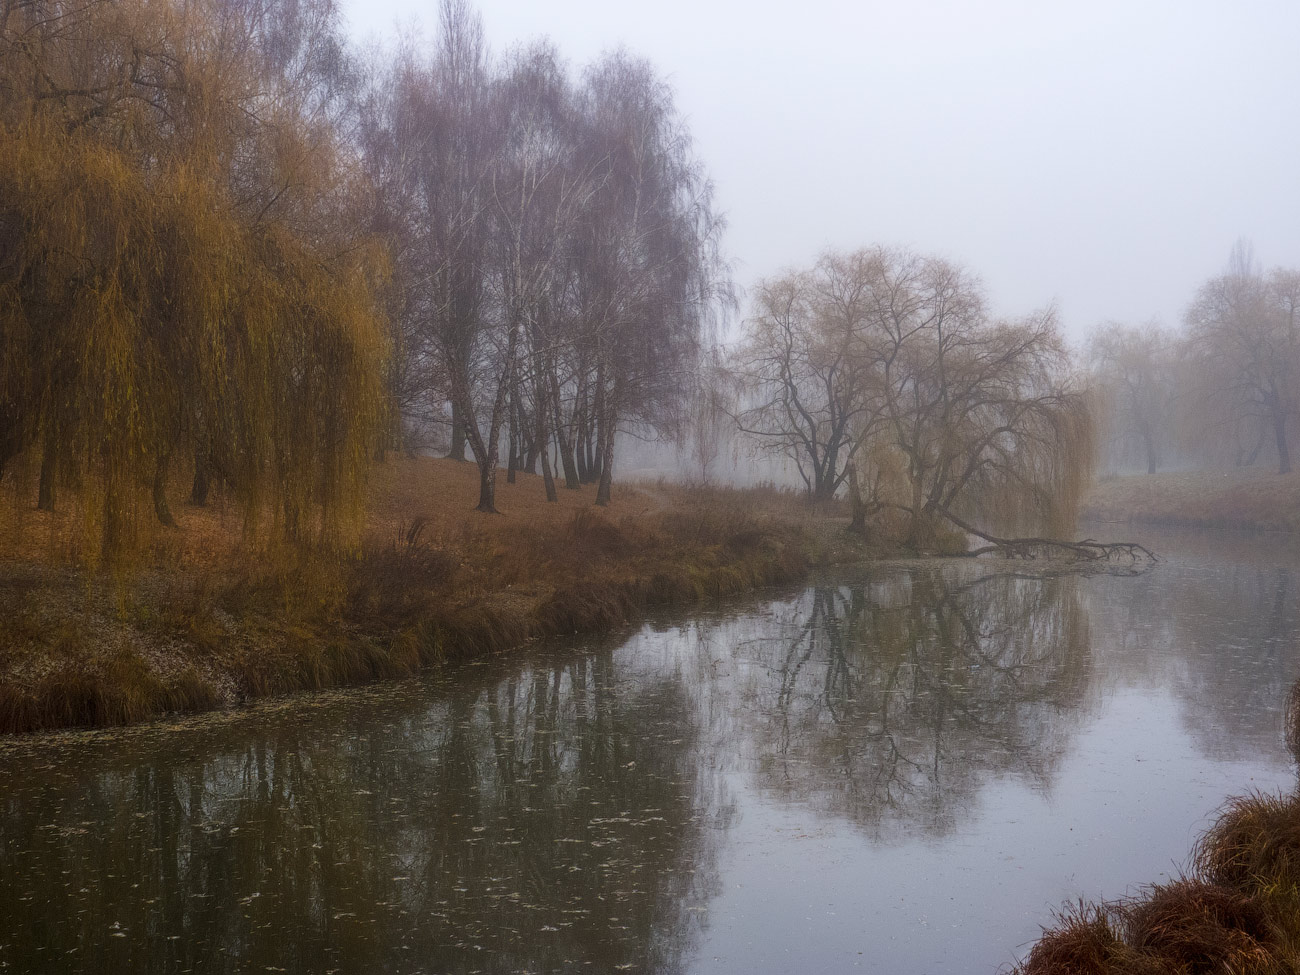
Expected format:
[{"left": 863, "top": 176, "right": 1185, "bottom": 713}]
[
  {"left": 730, "top": 566, "right": 1093, "bottom": 837},
  {"left": 1083, "top": 534, "right": 1300, "bottom": 763},
  {"left": 5, "top": 544, "right": 1296, "bottom": 975},
  {"left": 0, "top": 648, "right": 726, "bottom": 974}
]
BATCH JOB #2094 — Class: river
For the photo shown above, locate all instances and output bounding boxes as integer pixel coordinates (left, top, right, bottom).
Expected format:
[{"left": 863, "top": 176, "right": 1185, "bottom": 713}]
[{"left": 1, "top": 529, "right": 1297, "bottom": 973}]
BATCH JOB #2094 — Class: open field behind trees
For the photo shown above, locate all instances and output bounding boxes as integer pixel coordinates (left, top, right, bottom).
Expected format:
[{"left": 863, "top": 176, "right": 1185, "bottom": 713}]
[
  {"left": 0, "top": 457, "right": 828, "bottom": 734},
  {"left": 1082, "top": 469, "right": 1300, "bottom": 533}
]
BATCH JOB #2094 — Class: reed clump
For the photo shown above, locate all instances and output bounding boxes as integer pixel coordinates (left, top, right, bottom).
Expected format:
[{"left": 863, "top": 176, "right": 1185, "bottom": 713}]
[
  {"left": 1197, "top": 792, "right": 1300, "bottom": 899},
  {"left": 1014, "top": 903, "right": 1167, "bottom": 975},
  {"left": 1122, "top": 879, "right": 1283, "bottom": 974}
]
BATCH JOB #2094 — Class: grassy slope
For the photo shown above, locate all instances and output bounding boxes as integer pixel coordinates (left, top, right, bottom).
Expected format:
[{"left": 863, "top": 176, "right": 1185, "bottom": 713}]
[
  {"left": 1082, "top": 468, "right": 1300, "bottom": 532},
  {"left": 0, "top": 458, "right": 834, "bottom": 734}
]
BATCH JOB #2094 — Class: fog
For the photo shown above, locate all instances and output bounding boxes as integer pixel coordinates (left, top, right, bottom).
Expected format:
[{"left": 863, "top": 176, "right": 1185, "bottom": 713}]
[{"left": 339, "top": 0, "right": 1300, "bottom": 342}]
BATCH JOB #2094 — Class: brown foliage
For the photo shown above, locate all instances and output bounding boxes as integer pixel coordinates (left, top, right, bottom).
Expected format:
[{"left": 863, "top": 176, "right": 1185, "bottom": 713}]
[{"left": 0, "top": 458, "right": 817, "bottom": 733}]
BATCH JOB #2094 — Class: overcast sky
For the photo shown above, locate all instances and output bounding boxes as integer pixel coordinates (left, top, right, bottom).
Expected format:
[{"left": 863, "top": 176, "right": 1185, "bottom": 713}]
[{"left": 338, "top": 0, "right": 1300, "bottom": 343}]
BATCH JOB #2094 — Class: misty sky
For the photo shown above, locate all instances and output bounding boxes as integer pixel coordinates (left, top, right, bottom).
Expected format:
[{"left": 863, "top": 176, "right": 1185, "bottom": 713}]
[{"left": 339, "top": 0, "right": 1300, "bottom": 344}]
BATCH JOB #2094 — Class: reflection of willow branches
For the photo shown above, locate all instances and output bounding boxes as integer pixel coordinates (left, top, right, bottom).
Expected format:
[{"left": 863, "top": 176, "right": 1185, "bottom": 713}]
[
  {"left": 1086, "top": 555, "right": 1300, "bottom": 763},
  {"left": 0, "top": 648, "right": 727, "bottom": 975},
  {"left": 750, "top": 566, "right": 1093, "bottom": 839}
]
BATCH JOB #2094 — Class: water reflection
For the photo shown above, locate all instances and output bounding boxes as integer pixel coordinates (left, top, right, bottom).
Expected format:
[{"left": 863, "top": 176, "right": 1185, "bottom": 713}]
[
  {"left": 2, "top": 537, "right": 1298, "bottom": 975},
  {"left": 723, "top": 568, "right": 1092, "bottom": 837},
  {"left": 0, "top": 650, "right": 725, "bottom": 974},
  {"left": 1084, "top": 536, "right": 1300, "bottom": 762}
]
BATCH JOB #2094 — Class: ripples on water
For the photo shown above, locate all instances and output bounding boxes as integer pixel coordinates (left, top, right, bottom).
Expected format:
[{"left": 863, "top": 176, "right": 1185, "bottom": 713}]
[{"left": 1, "top": 529, "right": 1297, "bottom": 973}]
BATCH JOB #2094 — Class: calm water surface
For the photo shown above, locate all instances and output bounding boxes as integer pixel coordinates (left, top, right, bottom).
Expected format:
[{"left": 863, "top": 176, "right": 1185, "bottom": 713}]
[{"left": 2, "top": 530, "right": 1299, "bottom": 974}]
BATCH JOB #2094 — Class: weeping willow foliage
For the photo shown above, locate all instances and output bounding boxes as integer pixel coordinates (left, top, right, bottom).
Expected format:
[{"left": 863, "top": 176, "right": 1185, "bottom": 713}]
[
  {"left": 867, "top": 314, "right": 1096, "bottom": 543},
  {"left": 0, "top": 118, "right": 387, "bottom": 562},
  {"left": 741, "top": 247, "right": 1095, "bottom": 546},
  {"left": 0, "top": 0, "right": 389, "bottom": 562}
]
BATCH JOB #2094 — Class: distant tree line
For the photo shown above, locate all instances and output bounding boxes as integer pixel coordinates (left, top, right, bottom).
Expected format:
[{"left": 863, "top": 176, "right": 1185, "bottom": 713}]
[
  {"left": 0, "top": 0, "right": 724, "bottom": 560},
  {"left": 1090, "top": 241, "right": 1300, "bottom": 476},
  {"left": 725, "top": 239, "right": 1300, "bottom": 549}
]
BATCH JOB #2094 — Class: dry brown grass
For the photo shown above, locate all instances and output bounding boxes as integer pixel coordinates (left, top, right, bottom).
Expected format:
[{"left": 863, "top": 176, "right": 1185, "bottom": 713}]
[
  {"left": 1122, "top": 880, "right": 1284, "bottom": 974},
  {"left": 1196, "top": 793, "right": 1300, "bottom": 910},
  {"left": 1082, "top": 469, "right": 1300, "bottom": 532},
  {"left": 1015, "top": 903, "right": 1169, "bottom": 975},
  {"left": 0, "top": 457, "right": 826, "bottom": 733},
  {"left": 1017, "top": 880, "right": 1290, "bottom": 975}
]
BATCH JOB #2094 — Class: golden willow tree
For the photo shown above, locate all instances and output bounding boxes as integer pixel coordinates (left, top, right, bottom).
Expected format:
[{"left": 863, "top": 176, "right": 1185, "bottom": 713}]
[
  {"left": 0, "top": 0, "right": 387, "bottom": 560},
  {"left": 736, "top": 247, "right": 1149, "bottom": 563}
]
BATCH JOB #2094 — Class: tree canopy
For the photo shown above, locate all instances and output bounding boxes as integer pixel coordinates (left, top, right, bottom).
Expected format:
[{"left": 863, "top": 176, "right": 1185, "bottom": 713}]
[
  {"left": 734, "top": 247, "right": 1093, "bottom": 549},
  {"left": 0, "top": 0, "right": 387, "bottom": 559}
]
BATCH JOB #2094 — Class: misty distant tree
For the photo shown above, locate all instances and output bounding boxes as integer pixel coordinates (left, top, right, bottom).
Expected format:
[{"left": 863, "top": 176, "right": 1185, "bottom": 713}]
[
  {"left": 862, "top": 252, "right": 1092, "bottom": 549},
  {"left": 1185, "top": 241, "right": 1300, "bottom": 474},
  {"left": 684, "top": 345, "right": 731, "bottom": 483},
  {"left": 1088, "top": 321, "right": 1177, "bottom": 474},
  {"left": 365, "top": 0, "right": 512, "bottom": 511},
  {"left": 572, "top": 52, "right": 727, "bottom": 507},
  {"left": 732, "top": 254, "right": 884, "bottom": 502},
  {"left": 735, "top": 247, "right": 1094, "bottom": 553}
]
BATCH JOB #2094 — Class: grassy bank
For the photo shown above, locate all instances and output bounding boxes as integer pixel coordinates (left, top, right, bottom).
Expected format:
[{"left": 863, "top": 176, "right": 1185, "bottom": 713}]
[
  {"left": 1083, "top": 469, "right": 1300, "bottom": 533},
  {"left": 0, "top": 459, "right": 840, "bottom": 734},
  {"left": 1015, "top": 681, "right": 1300, "bottom": 974}
]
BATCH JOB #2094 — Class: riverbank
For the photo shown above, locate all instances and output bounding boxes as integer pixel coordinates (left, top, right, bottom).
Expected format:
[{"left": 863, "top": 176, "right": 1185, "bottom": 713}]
[
  {"left": 1082, "top": 469, "right": 1300, "bottom": 532},
  {"left": 0, "top": 459, "right": 851, "bottom": 734}
]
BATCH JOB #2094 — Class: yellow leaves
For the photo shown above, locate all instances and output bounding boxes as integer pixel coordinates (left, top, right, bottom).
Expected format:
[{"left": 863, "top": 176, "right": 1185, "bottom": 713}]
[{"left": 0, "top": 113, "right": 389, "bottom": 565}]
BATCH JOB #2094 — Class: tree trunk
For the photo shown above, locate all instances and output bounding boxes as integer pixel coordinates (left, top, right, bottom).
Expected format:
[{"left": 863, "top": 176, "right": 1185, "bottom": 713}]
[
  {"left": 37, "top": 425, "right": 56, "bottom": 511},
  {"left": 594, "top": 387, "right": 616, "bottom": 507},
  {"left": 551, "top": 371, "right": 580, "bottom": 490},
  {"left": 536, "top": 377, "right": 557, "bottom": 502},
  {"left": 847, "top": 461, "right": 867, "bottom": 534},
  {"left": 595, "top": 435, "right": 615, "bottom": 506},
  {"left": 1275, "top": 408, "right": 1291, "bottom": 474},
  {"left": 461, "top": 326, "right": 518, "bottom": 514},
  {"left": 591, "top": 376, "right": 605, "bottom": 486},
  {"left": 1144, "top": 432, "right": 1157, "bottom": 475},
  {"left": 1245, "top": 425, "right": 1266, "bottom": 466},
  {"left": 447, "top": 401, "right": 467, "bottom": 462},
  {"left": 506, "top": 398, "right": 518, "bottom": 485},
  {"left": 477, "top": 462, "right": 498, "bottom": 513},
  {"left": 189, "top": 447, "right": 210, "bottom": 506},
  {"left": 154, "top": 451, "right": 176, "bottom": 527},
  {"left": 905, "top": 460, "right": 928, "bottom": 548},
  {"left": 521, "top": 385, "right": 538, "bottom": 476}
]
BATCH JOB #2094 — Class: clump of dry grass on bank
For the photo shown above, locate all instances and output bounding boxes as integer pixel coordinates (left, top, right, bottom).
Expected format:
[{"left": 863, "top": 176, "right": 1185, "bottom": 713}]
[
  {"left": 0, "top": 457, "right": 830, "bottom": 734},
  {"left": 1013, "top": 903, "right": 1167, "bottom": 975},
  {"left": 1122, "top": 880, "right": 1284, "bottom": 974},
  {"left": 1018, "top": 870, "right": 1295, "bottom": 975},
  {"left": 1017, "top": 678, "right": 1300, "bottom": 975},
  {"left": 1082, "top": 469, "right": 1300, "bottom": 533}
]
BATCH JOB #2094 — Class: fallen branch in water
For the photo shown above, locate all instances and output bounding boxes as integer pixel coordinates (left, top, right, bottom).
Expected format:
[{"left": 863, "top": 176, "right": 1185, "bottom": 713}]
[{"left": 942, "top": 511, "right": 1159, "bottom": 566}]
